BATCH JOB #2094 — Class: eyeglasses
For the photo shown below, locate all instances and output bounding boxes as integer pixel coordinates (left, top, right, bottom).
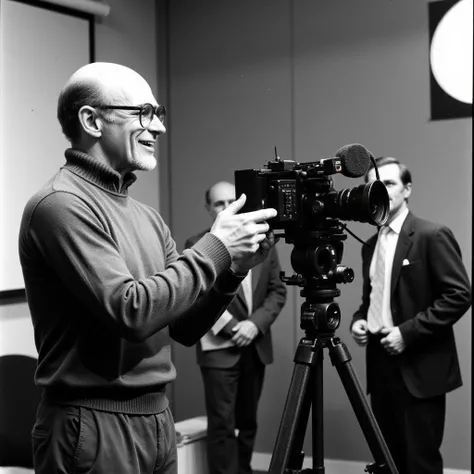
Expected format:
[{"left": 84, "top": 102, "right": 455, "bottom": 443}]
[{"left": 97, "top": 103, "right": 166, "bottom": 128}]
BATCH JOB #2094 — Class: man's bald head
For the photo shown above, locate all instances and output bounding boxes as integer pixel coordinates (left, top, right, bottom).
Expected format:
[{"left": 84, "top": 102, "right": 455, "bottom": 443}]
[
  {"left": 69, "top": 62, "right": 145, "bottom": 83},
  {"left": 57, "top": 62, "right": 154, "bottom": 143}
]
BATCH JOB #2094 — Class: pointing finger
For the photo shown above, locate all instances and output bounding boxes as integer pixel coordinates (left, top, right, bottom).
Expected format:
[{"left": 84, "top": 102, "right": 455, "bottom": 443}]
[{"left": 240, "top": 208, "right": 277, "bottom": 222}]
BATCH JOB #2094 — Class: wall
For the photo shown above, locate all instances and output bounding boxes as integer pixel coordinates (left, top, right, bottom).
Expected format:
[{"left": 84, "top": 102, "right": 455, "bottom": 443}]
[{"left": 162, "top": 0, "right": 472, "bottom": 469}]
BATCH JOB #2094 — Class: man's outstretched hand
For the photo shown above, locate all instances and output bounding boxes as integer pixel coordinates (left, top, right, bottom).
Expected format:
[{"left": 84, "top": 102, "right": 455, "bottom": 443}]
[{"left": 210, "top": 194, "right": 277, "bottom": 272}]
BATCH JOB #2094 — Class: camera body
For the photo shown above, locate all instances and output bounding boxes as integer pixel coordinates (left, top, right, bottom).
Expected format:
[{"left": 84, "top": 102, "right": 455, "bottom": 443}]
[
  {"left": 235, "top": 159, "right": 301, "bottom": 231},
  {"left": 235, "top": 156, "right": 389, "bottom": 238}
]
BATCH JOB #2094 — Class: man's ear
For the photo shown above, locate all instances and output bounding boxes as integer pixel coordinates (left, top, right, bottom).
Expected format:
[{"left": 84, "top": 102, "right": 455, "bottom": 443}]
[
  {"left": 77, "top": 105, "right": 103, "bottom": 138},
  {"left": 404, "top": 182, "right": 412, "bottom": 200},
  {"left": 205, "top": 203, "right": 215, "bottom": 220}
]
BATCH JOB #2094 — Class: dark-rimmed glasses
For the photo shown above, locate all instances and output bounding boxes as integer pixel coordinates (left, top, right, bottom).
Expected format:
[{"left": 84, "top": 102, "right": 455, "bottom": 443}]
[{"left": 97, "top": 103, "right": 166, "bottom": 128}]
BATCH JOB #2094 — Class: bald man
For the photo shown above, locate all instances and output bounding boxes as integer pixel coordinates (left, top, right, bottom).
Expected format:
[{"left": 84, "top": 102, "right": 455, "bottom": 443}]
[
  {"left": 18, "top": 63, "right": 278, "bottom": 474},
  {"left": 185, "top": 182, "right": 287, "bottom": 474}
]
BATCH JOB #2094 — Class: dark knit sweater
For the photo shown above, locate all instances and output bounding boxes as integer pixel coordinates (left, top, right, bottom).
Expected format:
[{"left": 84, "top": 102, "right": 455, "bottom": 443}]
[{"left": 19, "top": 149, "right": 244, "bottom": 414}]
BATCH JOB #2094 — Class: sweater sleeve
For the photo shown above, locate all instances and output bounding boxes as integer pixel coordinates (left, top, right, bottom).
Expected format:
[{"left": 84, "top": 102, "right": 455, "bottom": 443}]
[
  {"left": 169, "top": 266, "right": 245, "bottom": 346},
  {"left": 170, "top": 231, "right": 244, "bottom": 346},
  {"left": 23, "top": 191, "right": 232, "bottom": 343}
]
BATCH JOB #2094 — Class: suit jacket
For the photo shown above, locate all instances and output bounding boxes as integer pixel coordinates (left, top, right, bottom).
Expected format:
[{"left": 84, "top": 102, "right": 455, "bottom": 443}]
[
  {"left": 352, "top": 212, "right": 471, "bottom": 398},
  {"left": 185, "top": 230, "right": 287, "bottom": 368}
]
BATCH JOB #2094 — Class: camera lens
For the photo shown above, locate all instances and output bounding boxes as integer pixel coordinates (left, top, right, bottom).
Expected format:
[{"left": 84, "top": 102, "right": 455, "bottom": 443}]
[{"left": 323, "top": 180, "right": 389, "bottom": 226}]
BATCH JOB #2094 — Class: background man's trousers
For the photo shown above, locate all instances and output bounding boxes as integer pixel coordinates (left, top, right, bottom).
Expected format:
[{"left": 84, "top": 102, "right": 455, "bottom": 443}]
[
  {"left": 369, "top": 334, "right": 446, "bottom": 474},
  {"left": 201, "top": 345, "right": 265, "bottom": 474}
]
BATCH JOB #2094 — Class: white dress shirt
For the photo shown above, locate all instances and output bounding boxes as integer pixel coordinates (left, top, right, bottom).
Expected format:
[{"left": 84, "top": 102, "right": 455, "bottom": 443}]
[{"left": 368, "top": 208, "right": 409, "bottom": 332}]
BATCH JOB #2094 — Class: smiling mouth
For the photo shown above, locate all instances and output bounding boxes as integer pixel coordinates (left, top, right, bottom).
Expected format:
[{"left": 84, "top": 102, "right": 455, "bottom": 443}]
[{"left": 138, "top": 140, "right": 155, "bottom": 149}]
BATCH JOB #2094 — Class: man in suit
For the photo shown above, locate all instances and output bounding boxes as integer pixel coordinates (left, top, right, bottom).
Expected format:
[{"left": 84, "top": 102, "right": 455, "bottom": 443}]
[
  {"left": 351, "top": 156, "right": 471, "bottom": 474},
  {"left": 185, "top": 181, "right": 287, "bottom": 474}
]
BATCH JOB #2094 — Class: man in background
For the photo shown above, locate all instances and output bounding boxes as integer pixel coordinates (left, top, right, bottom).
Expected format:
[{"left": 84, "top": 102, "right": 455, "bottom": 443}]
[
  {"left": 18, "top": 63, "right": 278, "bottom": 474},
  {"left": 185, "top": 181, "right": 287, "bottom": 474},
  {"left": 351, "top": 156, "right": 471, "bottom": 474}
]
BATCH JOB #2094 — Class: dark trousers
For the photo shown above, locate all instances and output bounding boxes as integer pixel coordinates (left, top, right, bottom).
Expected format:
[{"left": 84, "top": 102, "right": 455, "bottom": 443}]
[
  {"left": 369, "top": 335, "right": 446, "bottom": 474},
  {"left": 200, "top": 345, "right": 265, "bottom": 474},
  {"left": 32, "top": 400, "right": 177, "bottom": 474}
]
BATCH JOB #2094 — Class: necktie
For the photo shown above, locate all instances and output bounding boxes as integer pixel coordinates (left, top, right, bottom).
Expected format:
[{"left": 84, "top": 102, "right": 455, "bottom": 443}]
[
  {"left": 241, "top": 271, "right": 253, "bottom": 316},
  {"left": 368, "top": 226, "right": 390, "bottom": 332}
]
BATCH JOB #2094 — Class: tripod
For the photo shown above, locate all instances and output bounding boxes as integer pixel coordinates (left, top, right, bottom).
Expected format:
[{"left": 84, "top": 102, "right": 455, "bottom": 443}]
[{"left": 268, "top": 286, "right": 399, "bottom": 474}]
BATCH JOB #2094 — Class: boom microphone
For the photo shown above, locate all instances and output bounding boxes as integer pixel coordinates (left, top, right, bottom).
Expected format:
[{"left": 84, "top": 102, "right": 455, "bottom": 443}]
[
  {"left": 300, "top": 143, "right": 372, "bottom": 178},
  {"left": 333, "top": 143, "right": 371, "bottom": 178}
]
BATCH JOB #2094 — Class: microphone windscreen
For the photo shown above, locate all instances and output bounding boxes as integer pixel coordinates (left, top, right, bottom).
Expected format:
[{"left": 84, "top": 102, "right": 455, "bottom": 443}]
[{"left": 335, "top": 144, "right": 371, "bottom": 178}]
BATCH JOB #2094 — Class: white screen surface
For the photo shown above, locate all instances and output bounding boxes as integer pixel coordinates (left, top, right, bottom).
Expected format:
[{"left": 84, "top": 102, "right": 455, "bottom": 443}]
[{"left": 0, "top": 0, "right": 90, "bottom": 293}]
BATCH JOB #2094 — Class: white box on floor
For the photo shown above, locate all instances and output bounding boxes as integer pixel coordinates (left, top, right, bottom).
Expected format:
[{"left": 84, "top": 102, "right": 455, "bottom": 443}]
[{"left": 175, "top": 416, "right": 208, "bottom": 474}]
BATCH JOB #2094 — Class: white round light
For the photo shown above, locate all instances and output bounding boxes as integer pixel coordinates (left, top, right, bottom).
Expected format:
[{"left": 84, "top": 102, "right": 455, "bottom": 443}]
[{"left": 430, "top": 0, "right": 473, "bottom": 104}]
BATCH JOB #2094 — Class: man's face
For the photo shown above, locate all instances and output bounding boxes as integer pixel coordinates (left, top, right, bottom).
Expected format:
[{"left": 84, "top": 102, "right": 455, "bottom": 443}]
[
  {"left": 367, "top": 163, "right": 411, "bottom": 222},
  {"left": 99, "top": 76, "right": 166, "bottom": 175},
  {"left": 206, "top": 182, "right": 236, "bottom": 221}
]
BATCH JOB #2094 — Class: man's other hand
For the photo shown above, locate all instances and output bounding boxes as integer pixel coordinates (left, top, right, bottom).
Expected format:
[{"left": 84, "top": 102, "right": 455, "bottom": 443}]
[
  {"left": 230, "top": 230, "right": 278, "bottom": 274},
  {"left": 380, "top": 327, "right": 406, "bottom": 355},
  {"left": 210, "top": 194, "right": 277, "bottom": 265},
  {"left": 351, "top": 319, "right": 369, "bottom": 347},
  {"left": 231, "top": 320, "right": 259, "bottom": 347}
]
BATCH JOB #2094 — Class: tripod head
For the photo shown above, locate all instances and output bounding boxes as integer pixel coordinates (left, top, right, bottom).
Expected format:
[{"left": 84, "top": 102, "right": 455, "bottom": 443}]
[{"left": 279, "top": 220, "right": 354, "bottom": 338}]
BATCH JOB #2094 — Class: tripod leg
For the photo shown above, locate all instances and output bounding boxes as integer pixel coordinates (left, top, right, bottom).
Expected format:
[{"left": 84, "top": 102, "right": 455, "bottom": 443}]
[
  {"left": 269, "top": 339, "right": 323, "bottom": 474},
  {"left": 311, "top": 347, "right": 324, "bottom": 472},
  {"left": 327, "top": 337, "right": 399, "bottom": 474}
]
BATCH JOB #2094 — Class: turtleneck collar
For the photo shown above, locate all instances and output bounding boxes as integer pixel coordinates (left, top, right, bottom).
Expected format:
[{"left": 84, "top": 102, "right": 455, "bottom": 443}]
[{"left": 63, "top": 148, "right": 137, "bottom": 196}]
